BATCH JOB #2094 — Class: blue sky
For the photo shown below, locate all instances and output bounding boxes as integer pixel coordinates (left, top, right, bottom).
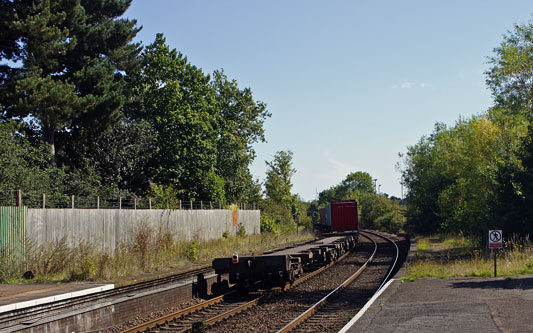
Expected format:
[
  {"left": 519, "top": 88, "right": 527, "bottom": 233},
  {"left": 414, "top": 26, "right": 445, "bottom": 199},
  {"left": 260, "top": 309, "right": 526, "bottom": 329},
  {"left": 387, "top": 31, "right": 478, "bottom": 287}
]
[{"left": 125, "top": 1, "right": 532, "bottom": 201}]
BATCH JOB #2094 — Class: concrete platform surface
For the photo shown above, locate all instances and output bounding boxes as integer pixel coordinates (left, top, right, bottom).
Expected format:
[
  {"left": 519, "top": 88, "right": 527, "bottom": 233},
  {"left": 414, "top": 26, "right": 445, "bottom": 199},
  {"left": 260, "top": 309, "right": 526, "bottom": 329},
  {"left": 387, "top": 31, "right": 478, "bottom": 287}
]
[
  {"left": 0, "top": 283, "right": 114, "bottom": 313},
  {"left": 0, "top": 265, "right": 209, "bottom": 315},
  {"left": 347, "top": 275, "right": 533, "bottom": 333}
]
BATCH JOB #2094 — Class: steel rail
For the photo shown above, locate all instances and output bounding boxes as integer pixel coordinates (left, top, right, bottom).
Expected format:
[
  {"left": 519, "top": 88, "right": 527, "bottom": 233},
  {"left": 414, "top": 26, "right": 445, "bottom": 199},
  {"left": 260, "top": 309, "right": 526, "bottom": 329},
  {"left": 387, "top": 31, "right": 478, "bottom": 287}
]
[
  {"left": 120, "top": 237, "right": 357, "bottom": 333},
  {"left": 361, "top": 229, "right": 400, "bottom": 292},
  {"left": 121, "top": 293, "right": 230, "bottom": 333},
  {"left": 276, "top": 233, "right": 377, "bottom": 333}
]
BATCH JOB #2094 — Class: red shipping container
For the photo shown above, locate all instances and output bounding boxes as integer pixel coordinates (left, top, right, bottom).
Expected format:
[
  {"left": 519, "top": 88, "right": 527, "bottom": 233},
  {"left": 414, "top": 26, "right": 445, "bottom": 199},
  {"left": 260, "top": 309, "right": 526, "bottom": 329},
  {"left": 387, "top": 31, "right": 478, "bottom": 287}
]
[{"left": 330, "top": 200, "right": 358, "bottom": 231}]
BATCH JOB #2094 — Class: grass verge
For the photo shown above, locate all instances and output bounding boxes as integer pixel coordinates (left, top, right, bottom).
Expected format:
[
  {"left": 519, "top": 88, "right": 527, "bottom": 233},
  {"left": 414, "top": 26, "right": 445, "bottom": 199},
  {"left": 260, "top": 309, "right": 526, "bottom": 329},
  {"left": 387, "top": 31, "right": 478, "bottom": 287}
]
[
  {"left": 1, "top": 230, "right": 315, "bottom": 284},
  {"left": 403, "top": 234, "right": 533, "bottom": 281}
]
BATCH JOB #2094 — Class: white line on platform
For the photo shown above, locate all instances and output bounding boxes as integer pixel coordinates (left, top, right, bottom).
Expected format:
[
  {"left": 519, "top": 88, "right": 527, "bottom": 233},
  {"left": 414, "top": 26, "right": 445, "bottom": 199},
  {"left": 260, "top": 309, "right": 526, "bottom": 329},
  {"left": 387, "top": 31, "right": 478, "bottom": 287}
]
[
  {"left": 338, "top": 279, "right": 396, "bottom": 333},
  {"left": 0, "top": 284, "right": 114, "bottom": 314}
]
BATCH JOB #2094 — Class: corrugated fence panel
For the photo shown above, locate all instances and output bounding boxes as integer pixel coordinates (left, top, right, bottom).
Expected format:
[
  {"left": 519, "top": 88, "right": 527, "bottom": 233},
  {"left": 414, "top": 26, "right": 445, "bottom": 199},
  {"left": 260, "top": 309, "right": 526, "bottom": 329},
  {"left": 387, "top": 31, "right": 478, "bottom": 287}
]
[
  {"left": 0, "top": 206, "right": 26, "bottom": 262},
  {"left": 26, "top": 208, "right": 260, "bottom": 252}
]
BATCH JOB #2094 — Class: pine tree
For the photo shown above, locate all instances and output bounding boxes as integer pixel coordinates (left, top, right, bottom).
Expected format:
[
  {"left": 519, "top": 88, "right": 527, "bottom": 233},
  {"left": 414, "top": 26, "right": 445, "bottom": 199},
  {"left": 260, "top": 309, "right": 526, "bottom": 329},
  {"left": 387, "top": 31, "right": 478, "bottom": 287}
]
[{"left": 0, "top": 0, "right": 141, "bottom": 163}]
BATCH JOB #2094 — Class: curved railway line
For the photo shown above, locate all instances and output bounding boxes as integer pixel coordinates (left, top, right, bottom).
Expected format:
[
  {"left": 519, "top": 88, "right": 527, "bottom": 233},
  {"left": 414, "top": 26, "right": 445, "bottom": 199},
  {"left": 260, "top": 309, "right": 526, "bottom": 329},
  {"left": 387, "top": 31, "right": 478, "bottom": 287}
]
[
  {"left": 278, "top": 230, "right": 400, "bottom": 332},
  {"left": 116, "top": 230, "right": 406, "bottom": 333}
]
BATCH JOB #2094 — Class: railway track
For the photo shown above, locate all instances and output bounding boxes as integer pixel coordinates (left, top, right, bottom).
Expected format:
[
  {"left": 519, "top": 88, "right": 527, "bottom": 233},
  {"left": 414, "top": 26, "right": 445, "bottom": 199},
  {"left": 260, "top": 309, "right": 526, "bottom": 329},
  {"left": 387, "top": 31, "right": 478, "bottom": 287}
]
[
  {"left": 279, "top": 230, "right": 400, "bottom": 332},
  {"left": 0, "top": 266, "right": 213, "bottom": 331},
  {"left": 117, "top": 231, "right": 404, "bottom": 333},
  {"left": 119, "top": 243, "right": 356, "bottom": 333}
]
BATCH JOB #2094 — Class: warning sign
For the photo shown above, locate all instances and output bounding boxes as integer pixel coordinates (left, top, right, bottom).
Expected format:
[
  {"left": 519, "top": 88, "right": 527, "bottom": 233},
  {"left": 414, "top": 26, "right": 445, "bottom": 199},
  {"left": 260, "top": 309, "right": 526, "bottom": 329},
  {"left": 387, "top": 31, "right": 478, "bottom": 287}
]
[{"left": 489, "top": 230, "right": 503, "bottom": 249}]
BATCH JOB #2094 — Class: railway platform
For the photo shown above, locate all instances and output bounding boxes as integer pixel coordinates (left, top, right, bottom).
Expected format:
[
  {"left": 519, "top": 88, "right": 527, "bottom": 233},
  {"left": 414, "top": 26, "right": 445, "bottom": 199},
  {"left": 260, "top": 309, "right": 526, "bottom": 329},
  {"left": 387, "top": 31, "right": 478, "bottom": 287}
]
[
  {"left": 342, "top": 240, "right": 533, "bottom": 333},
  {"left": 0, "top": 282, "right": 114, "bottom": 313},
  {"left": 348, "top": 275, "right": 533, "bottom": 333},
  {"left": 0, "top": 264, "right": 209, "bottom": 315}
]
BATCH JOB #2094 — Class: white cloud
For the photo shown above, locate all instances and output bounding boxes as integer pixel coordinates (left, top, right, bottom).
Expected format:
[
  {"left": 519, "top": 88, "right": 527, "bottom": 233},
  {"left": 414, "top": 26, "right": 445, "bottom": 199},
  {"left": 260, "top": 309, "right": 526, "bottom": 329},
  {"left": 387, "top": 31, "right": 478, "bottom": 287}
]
[
  {"left": 320, "top": 151, "right": 355, "bottom": 181},
  {"left": 392, "top": 81, "right": 431, "bottom": 89}
]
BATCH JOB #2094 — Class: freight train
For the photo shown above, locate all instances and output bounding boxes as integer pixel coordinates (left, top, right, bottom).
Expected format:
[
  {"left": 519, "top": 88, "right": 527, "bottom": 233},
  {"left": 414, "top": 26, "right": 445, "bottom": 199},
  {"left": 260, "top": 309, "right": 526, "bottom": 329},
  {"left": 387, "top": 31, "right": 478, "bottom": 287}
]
[
  {"left": 211, "top": 200, "right": 358, "bottom": 291},
  {"left": 315, "top": 200, "right": 359, "bottom": 232}
]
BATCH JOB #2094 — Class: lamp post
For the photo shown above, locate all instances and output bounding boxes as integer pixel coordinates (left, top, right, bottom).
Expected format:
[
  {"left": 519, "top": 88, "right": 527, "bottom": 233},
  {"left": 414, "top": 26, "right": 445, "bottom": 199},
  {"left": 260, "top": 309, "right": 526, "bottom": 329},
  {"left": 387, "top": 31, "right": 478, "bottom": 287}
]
[{"left": 378, "top": 184, "right": 381, "bottom": 194}]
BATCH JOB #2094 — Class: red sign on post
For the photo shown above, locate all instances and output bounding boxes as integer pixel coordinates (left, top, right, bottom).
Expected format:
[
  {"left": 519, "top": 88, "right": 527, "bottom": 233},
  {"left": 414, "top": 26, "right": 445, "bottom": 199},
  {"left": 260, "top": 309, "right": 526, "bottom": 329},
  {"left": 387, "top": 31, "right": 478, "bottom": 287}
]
[{"left": 489, "top": 230, "right": 503, "bottom": 249}]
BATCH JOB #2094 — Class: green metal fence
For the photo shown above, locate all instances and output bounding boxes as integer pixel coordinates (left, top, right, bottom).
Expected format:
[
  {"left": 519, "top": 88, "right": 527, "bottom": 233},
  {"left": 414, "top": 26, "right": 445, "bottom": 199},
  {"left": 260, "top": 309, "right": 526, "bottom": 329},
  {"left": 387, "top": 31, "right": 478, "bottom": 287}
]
[{"left": 0, "top": 206, "right": 26, "bottom": 263}]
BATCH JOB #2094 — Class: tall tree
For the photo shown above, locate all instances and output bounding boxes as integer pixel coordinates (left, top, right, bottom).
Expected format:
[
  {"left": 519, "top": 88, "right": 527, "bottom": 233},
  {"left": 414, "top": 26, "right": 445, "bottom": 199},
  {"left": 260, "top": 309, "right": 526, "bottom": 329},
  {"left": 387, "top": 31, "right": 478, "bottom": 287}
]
[
  {"left": 211, "top": 70, "right": 270, "bottom": 203},
  {"left": 0, "top": 0, "right": 141, "bottom": 163},
  {"left": 136, "top": 33, "right": 224, "bottom": 201},
  {"left": 486, "top": 20, "right": 533, "bottom": 235},
  {"left": 486, "top": 20, "right": 533, "bottom": 114},
  {"left": 264, "top": 150, "right": 296, "bottom": 204}
]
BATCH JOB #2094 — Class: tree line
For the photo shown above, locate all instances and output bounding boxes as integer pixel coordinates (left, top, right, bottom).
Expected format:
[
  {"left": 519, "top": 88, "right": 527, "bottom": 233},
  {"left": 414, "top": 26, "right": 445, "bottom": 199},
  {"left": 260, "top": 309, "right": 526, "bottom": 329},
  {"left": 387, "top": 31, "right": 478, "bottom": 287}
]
[
  {"left": 316, "top": 171, "right": 405, "bottom": 233},
  {"left": 398, "top": 20, "right": 533, "bottom": 237},
  {"left": 0, "top": 0, "right": 309, "bottom": 235},
  {"left": 0, "top": 1, "right": 270, "bottom": 205}
]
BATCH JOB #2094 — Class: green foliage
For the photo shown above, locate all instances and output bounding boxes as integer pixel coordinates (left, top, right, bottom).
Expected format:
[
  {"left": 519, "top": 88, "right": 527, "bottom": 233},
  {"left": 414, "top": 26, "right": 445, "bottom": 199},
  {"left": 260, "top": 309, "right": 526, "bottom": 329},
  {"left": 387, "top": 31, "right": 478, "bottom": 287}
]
[
  {"left": 147, "top": 182, "right": 183, "bottom": 209},
  {"left": 401, "top": 19, "right": 533, "bottom": 236},
  {"left": 260, "top": 199, "right": 297, "bottom": 234},
  {"left": 56, "top": 119, "right": 157, "bottom": 194},
  {"left": 237, "top": 223, "right": 247, "bottom": 237},
  {"left": 1, "top": 0, "right": 141, "bottom": 161},
  {"left": 184, "top": 240, "right": 199, "bottom": 262},
  {"left": 264, "top": 151, "right": 296, "bottom": 204},
  {"left": 484, "top": 20, "right": 533, "bottom": 236},
  {"left": 260, "top": 214, "right": 280, "bottom": 234},
  {"left": 317, "top": 170, "right": 404, "bottom": 232},
  {"left": 1, "top": 3, "right": 270, "bottom": 207},
  {"left": 399, "top": 115, "right": 524, "bottom": 235},
  {"left": 318, "top": 171, "right": 375, "bottom": 207},
  {"left": 0, "top": 121, "right": 52, "bottom": 193},
  {"left": 375, "top": 206, "right": 406, "bottom": 234},
  {"left": 486, "top": 20, "right": 533, "bottom": 112},
  {"left": 211, "top": 70, "right": 270, "bottom": 204}
]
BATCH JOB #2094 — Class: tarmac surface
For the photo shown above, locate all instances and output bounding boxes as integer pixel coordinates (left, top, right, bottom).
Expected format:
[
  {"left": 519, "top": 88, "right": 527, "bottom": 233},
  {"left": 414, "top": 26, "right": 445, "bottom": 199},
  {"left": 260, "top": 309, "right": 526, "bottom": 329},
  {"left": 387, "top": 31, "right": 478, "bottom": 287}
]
[{"left": 346, "top": 275, "right": 533, "bottom": 333}]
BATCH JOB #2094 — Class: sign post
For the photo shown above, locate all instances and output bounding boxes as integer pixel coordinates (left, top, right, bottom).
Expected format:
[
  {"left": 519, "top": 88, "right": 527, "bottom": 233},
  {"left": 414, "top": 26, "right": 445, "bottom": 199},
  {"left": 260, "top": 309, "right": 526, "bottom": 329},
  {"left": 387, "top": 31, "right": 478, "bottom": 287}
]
[{"left": 488, "top": 230, "right": 503, "bottom": 277}]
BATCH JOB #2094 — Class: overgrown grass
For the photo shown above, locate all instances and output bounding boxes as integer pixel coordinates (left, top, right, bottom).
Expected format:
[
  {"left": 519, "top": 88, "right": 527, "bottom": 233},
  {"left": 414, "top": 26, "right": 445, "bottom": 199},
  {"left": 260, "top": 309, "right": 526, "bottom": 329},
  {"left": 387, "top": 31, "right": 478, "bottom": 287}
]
[
  {"left": 404, "top": 234, "right": 533, "bottom": 281},
  {"left": 1, "top": 227, "right": 315, "bottom": 284}
]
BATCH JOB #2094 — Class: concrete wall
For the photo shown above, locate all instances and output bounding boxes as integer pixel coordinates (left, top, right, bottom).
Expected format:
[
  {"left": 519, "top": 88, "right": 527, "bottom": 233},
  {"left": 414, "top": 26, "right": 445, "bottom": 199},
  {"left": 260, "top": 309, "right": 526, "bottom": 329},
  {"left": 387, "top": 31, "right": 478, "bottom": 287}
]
[{"left": 26, "top": 209, "right": 260, "bottom": 251}]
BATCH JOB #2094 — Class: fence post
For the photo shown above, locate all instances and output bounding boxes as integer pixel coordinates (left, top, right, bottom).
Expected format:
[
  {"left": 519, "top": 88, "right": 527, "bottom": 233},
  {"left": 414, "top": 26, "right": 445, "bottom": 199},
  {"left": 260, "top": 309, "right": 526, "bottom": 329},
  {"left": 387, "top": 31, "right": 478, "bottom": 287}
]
[
  {"left": 42, "top": 193, "right": 46, "bottom": 209},
  {"left": 119, "top": 197, "right": 122, "bottom": 209},
  {"left": 16, "top": 190, "right": 22, "bottom": 207},
  {"left": 190, "top": 201, "right": 193, "bottom": 210},
  {"left": 71, "top": 195, "right": 75, "bottom": 209},
  {"left": 200, "top": 200, "right": 203, "bottom": 210},
  {"left": 134, "top": 197, "right": 137, "bottom": 210},
  {"left": 149, "top": 198, "right": 152, "bottom": 209},
  {"left": 210, "top": 201, "right": 212, "bottom": 209},
  {"left": 218, "top": 202, "right": 221, "bottom": 209},
  {"left": 179, "top": 200, "right": 182, "bottom": 209},
  {"left": 97, "top": 196, "right": 100, "bottom": 209},
  {"left": 244, "top": 203, "right": 246, "bottom": 210}
]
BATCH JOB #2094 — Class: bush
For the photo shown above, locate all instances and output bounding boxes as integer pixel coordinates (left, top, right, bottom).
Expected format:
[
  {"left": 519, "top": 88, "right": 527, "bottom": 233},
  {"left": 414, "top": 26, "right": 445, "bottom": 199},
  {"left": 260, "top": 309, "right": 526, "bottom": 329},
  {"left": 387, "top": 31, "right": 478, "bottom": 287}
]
[
  {"left": 375, "top": 211, "right": 405, "bottom": 234},
  {"left": 260, "top": 214, "right": 279, "bottom": 234},
  {"left": 237, "top": 223, "right": 246, "bottom": 237},
  {"left": 184, "top": 240, "right": 199, "bottom": 262}
]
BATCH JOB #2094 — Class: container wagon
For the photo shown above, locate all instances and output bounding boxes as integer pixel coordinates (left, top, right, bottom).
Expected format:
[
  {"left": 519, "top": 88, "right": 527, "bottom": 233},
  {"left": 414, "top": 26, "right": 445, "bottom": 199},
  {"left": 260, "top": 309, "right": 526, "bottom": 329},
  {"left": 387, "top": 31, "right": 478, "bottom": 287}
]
[
  {"left": 211, "top": 200, "right": 359, "bottom": 292},
  {"left": 211, "top": 234, "right": 357, "bottom": 291}
]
